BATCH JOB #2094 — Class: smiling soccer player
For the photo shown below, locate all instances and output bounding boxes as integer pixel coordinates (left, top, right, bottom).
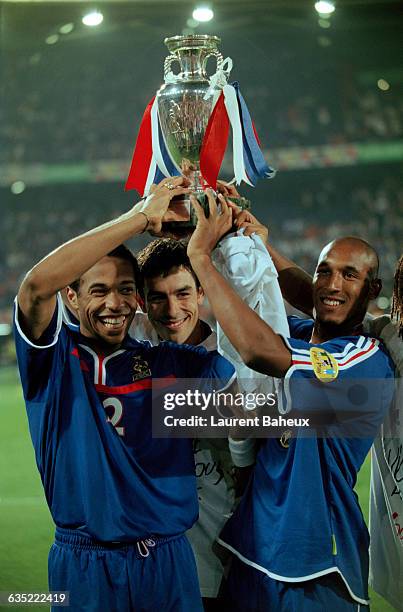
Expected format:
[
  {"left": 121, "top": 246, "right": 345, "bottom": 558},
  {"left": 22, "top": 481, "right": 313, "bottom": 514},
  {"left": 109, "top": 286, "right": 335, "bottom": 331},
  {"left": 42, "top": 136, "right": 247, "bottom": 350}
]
[
  {"left": 13, "top": 177, "right": 235, "bottom": 612},
  {"left": 187, "top": 192, "right": 394, "bottom": 611}
]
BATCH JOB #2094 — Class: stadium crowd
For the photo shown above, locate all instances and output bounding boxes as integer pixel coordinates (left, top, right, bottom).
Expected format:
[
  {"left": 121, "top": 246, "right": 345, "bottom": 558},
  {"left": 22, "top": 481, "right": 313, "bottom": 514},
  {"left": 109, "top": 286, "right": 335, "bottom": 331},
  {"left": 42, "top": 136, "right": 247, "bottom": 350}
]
[
  {"left": 2, "top": 53, "right": 403, "bottom": 165},
  {"left": 2, "top": 169, "right": 401, "bottom": 326},
  {"left": 253, "top": 83, "right": 403, "bottom": 147},
  {"left": 2, "top": 5, "right": 402, "bottom": 609}
]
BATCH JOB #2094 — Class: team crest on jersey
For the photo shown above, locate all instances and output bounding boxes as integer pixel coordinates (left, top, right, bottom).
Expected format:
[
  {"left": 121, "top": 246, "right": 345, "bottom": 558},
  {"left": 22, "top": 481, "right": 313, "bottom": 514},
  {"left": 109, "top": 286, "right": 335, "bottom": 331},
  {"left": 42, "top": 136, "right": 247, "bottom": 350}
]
[
  {"left": 279, "top": 429, "right": 292, "bottom": 448},
  {"left": 309, "top": 347, "right": 338, "bottom": 382},
  {"left": 132, "top": 356, "right": 151, "bottom": 381}
]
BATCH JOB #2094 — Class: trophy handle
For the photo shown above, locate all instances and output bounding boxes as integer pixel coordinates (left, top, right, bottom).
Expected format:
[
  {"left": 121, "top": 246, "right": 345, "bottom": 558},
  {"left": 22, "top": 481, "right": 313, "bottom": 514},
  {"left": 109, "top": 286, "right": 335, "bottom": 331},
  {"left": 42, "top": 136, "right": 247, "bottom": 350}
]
[
  {"left": 164, "top": 54, "right": 180, "bottom": 79},
  {"left": 204, "top": 50, "right": 224, "bottom": 76},
  {"left": 164, "top": 50, "right": 225, "bottom": 80}
]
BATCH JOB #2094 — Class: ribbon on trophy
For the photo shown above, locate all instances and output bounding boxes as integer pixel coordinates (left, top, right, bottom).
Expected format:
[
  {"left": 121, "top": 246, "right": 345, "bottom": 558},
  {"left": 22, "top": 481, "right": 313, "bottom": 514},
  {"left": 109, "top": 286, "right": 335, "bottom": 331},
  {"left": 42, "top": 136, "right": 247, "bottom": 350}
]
[
  {"left": 125, "top": 96, "right": 179, "bottom": 195},
  {"left": 125, "top": 56, "right": 275, "bottom": 195}
]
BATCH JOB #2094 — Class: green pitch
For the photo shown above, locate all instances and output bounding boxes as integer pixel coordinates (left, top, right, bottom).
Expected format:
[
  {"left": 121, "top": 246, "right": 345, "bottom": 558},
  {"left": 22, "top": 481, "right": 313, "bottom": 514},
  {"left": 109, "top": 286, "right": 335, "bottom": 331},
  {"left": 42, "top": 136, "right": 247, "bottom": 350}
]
[
  {"left": 0, "top": 368, "right": 53, "bottom": 611},
  {"left": 0, "top": 367, "right": 395, "bottom": 611}
]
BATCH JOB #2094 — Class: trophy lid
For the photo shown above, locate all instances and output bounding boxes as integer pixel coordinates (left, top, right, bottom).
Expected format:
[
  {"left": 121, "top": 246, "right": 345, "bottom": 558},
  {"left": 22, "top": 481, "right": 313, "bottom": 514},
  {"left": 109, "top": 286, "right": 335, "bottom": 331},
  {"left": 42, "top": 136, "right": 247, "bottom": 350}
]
[{"left": 164, "top": 34, "right": 221, "bottom": 54}]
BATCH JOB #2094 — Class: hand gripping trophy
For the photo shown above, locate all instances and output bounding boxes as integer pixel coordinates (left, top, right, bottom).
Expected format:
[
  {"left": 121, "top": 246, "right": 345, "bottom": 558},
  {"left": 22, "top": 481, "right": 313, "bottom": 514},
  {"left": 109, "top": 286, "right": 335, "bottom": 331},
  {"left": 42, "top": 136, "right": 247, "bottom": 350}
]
[{"left": 125, "top": 34, "right": 275, "bottom": 227}]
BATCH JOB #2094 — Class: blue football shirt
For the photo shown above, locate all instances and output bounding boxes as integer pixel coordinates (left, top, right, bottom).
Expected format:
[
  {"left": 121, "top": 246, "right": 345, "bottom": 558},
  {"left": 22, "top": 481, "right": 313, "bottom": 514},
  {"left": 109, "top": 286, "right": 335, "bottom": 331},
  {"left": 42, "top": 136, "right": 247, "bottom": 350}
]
[
  {"left": 219, "top": 316, "right": 394, "bottom": 605},
  {"left": 14, "top": 295, "right": 235, "bottom": 542}
]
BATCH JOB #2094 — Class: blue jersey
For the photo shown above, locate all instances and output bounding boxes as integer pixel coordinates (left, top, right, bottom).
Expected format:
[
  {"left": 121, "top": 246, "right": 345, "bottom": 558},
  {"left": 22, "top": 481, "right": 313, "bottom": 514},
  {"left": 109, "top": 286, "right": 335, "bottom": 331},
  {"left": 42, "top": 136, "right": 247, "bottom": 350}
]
[
  {"left": 14, "top": 295, "right": 235, "bottom": 543},
  {"left": 219, "top": 316, "right": 394, "bottom": 605}
]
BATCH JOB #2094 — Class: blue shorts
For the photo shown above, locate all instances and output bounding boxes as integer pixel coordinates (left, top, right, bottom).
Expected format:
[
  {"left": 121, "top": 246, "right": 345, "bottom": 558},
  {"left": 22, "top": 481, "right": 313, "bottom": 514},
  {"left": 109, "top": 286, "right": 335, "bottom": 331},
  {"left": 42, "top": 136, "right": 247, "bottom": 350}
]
[
  {"left": 49, "top": 527, "right": 203, "bottom": 611},
  {"left": 223, "top": 556, "right": 369, "bottom": 612}
]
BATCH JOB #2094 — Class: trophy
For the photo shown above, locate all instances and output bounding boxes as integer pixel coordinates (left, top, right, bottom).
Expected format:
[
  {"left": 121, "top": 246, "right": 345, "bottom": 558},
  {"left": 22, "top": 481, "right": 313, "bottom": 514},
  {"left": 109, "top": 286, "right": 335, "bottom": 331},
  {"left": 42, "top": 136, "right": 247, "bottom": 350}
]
[{"left": 125, "top": 34, "right": 275, "bottom": 228}]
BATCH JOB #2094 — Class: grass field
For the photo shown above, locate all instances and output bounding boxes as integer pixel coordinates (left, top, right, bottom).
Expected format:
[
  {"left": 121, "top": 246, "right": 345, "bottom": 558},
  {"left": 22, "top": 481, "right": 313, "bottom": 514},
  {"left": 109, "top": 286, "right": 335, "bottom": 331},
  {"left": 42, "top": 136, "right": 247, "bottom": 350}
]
[{"left": 0, "top": 366, "right": 395, "bottom": 611}]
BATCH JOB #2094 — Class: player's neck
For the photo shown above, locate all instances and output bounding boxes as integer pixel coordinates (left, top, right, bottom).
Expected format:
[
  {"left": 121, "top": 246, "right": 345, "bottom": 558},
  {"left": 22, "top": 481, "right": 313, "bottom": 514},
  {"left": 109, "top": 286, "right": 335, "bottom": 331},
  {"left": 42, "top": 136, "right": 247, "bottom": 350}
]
[
  {"left": 185, "top": 319, "right": 211, "bottom": 346},
  {"left": 82, "top": 335, "right": 123, "bottom": 356},
  {"left": 311, "top": 319, "right": 364, "bottom": 344}
]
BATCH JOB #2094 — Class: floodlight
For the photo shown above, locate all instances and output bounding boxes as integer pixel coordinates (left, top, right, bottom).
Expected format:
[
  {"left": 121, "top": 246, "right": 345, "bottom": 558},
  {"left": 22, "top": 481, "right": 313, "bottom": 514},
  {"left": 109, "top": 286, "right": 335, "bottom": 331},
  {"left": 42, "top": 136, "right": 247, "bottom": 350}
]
[
  {"left": 11, "top": 181, "right": 26, "bottom": 195},
  {"left": 314, "top": 1, "right": 335, "bottom": 15},
  {"left": 82, "top": 11, "right": 104, "bottom": 27},
  {"left": 192, "top": 7, "right": 214, "bottom": 22},
  {"left": 377, "top": 79, "right": 390, "bottom": 91}
]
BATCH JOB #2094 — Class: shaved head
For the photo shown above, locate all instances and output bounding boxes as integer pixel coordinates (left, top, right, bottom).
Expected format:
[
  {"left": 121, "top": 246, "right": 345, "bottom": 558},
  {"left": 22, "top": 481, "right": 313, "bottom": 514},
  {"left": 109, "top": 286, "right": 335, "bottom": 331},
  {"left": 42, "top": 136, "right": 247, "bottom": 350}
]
[
  {"left": 318, "top": 237, "right": 379, "bottom": 280},
  {"left": 312, "top": 236, "right": 382, "bottom": 341}
]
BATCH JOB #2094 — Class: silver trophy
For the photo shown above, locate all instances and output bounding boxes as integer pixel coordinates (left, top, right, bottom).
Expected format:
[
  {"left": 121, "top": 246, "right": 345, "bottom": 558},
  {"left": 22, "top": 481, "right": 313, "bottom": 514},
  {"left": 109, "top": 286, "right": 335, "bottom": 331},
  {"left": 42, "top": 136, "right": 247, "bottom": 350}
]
[{"left": 157, "top": 34, "right": 249, "bottom": 228}]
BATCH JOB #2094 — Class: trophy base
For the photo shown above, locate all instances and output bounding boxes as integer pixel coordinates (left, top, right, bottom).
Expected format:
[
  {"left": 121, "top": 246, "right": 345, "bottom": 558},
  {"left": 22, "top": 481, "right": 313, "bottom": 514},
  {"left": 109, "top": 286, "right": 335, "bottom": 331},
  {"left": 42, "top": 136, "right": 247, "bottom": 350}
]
[{"left": 162, "top": 193, "right": 251, "bottom": 234}]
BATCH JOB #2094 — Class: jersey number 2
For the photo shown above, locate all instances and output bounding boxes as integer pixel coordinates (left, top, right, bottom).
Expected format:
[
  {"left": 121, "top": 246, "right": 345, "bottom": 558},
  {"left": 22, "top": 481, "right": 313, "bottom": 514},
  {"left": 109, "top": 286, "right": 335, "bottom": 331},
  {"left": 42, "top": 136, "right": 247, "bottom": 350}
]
[{"left": 102, "top": 397, "right": 125, "bottom": 436}]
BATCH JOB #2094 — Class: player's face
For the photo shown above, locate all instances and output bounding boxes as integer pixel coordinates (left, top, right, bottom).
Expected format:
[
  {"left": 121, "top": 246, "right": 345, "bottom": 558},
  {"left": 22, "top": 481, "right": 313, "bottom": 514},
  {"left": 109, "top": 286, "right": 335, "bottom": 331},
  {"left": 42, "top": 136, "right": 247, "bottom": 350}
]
[
  {"left": 312, "top": 242, "right": 372, "bottom": 328},
  {"left": 144, "top": 266, "right": 204, "bottom": 344},
  {"left": 72, "top": 257, "right": 138, "bottom": 350}
]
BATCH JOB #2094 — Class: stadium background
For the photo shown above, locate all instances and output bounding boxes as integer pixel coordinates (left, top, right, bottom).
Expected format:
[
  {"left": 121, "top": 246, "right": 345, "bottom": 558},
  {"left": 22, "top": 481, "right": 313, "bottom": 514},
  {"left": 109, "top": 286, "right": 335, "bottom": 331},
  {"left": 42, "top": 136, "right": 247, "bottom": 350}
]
[{"left": 1, "top": 0, "right": 401, "bottom": 609}]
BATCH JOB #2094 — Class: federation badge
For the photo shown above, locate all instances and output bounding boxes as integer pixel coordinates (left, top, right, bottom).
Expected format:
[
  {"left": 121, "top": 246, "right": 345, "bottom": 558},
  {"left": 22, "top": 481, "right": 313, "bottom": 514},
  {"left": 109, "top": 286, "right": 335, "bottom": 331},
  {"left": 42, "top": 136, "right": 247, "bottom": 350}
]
[
  {"left": 279, "top": 429, "right": 292, "bottom": 448},
  {"left": 309, "top": 347, "right": 338, "bottom": 383},
  {"left": 132, "top": 356, "right": 152, "bottom": 381}
]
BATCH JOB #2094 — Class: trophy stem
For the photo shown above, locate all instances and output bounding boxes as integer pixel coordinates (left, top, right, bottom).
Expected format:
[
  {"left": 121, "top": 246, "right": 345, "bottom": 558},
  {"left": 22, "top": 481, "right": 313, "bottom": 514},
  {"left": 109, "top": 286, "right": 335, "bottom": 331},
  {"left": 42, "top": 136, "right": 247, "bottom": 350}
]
[{"left": 191, "top": 168, "right": 205, "bottom": 196}]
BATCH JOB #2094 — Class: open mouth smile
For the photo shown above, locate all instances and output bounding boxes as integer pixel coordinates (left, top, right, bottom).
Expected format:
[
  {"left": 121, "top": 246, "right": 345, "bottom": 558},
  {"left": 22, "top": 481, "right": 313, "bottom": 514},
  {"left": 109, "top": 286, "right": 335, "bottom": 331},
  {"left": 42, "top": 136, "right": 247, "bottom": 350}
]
[
  {"left": 320, "top": 297, "right": 346, "bottom": 308},
  {"left": 161, "top": 317, "right": 189, "bottom": 330},
  {"left": 98, "top": 315, "right": 128, "bottom": 330}
]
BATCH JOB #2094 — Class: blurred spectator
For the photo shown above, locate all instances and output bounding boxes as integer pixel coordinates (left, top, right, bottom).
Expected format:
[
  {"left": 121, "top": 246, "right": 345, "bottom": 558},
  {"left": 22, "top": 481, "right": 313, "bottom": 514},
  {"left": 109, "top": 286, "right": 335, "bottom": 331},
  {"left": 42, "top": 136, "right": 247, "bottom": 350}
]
[
  {"left": 1, "top": 170, "right": 401, "bottom": 321},
  {"left": 1, "top": 31, "right": 401, "bottom": 325},
  {"left": 2, "top": 50, "right": 403, "bottom": 165}
]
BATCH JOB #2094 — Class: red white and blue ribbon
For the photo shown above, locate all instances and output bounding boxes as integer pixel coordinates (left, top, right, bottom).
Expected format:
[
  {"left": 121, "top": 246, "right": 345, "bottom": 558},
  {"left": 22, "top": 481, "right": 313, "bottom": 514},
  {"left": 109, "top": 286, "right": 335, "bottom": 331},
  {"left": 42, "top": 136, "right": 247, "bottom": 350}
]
[
  {"left": 125, "top": 96, "right": 155, "bottom": 194},
  {"left": 125, "top": 58, "right": 275, "bottom": 195},
  {"left": 125, "top": 97, "right": 180, "bottom": 196},
  {"left": 222, "top": 82, "right": 254, "bottom": 186},
  {"left": 232, "top": 81, "right": 275, "bottom": 184},
  {"left": 200, "top": 80, "right": 275, "bottom": 188},
  {"left": 199, "top": 92, "right": 230, "bottom": 189}
]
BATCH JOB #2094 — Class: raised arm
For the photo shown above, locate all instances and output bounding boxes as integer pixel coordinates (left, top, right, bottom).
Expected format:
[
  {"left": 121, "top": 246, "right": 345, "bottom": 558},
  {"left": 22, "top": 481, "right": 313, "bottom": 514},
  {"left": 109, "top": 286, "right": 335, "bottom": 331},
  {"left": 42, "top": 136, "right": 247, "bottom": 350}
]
[
  {"left": 234, "top": 209, "right": 314, "bottom": 317},
  {"left": 187, "top": 192, "right": 292, "bottom": 378},
  {"left": 18, "top": 177, "right": 190, "bottom": 340}
]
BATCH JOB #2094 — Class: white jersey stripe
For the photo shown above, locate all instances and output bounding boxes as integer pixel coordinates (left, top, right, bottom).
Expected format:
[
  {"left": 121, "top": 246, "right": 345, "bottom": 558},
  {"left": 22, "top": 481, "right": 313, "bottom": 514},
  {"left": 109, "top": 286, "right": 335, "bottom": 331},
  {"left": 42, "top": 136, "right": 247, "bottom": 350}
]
[
  {"left": 292, "top": 341, "right": 357, "bottom": 358},
  {"left": 79, "top": 345, "right": 127, "bottom": 385},
  {"left": 216, "top": 538, "right": 370, "bottom": 606},
  {"left": 291, "top": 339, "right": 379, "bottom": 370},
  {"left": 79, "top": 344, "right": 99, "bottom": 384},
  {"left": 14, "top": 293, "right": 63, "bottom": 350},
  {"left": 291, "top": 336, "right": 372, "bottom": 360}
]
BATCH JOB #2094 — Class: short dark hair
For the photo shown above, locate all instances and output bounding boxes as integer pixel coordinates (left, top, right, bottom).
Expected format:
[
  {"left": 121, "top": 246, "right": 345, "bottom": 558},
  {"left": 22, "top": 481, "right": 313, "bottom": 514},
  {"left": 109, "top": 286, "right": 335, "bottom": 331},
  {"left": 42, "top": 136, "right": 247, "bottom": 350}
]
[
  {"left": 69, "top": 244, "right": 140, "bottom": 293},
  {"left": 136, "top": 238, "right": 199, "bottom": 297}
]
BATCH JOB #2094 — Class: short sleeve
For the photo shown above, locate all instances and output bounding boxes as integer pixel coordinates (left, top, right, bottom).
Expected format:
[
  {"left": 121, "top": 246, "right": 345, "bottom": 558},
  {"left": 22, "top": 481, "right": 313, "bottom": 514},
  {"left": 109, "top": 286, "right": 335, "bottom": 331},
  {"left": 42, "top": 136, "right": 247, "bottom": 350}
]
[{"left": 13, "top": 293, "right": 65, "bottom": 400}]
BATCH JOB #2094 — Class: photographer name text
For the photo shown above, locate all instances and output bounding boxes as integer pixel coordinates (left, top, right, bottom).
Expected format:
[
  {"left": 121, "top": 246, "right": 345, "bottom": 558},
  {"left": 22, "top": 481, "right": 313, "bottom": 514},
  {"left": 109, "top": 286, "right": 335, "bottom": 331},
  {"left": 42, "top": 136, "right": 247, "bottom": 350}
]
[{"left": 163, "top": 415, "right": 310, "bottom": 428}]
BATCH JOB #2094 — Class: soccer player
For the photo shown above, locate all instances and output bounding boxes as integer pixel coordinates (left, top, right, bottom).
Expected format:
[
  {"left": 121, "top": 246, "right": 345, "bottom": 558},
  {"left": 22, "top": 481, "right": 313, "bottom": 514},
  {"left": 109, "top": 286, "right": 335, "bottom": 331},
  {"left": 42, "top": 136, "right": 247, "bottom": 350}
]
[
  {"left": 135, "top": 238, "right": 255, "bottom": 611},
  {"left": 135, "top": 238, "right": 210, "bottom": 348},
  {"left": 236, "top": 212, "right": 403, "bottom": 608},
  {"left": 186, "top": 191, "right": 394, "bottom": 610},
  {"left": 13, "top": 177, "right": 235, "bottom": 611},
  {"left": 228, "top": 207, "right": 403, "bottom": 608}
]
